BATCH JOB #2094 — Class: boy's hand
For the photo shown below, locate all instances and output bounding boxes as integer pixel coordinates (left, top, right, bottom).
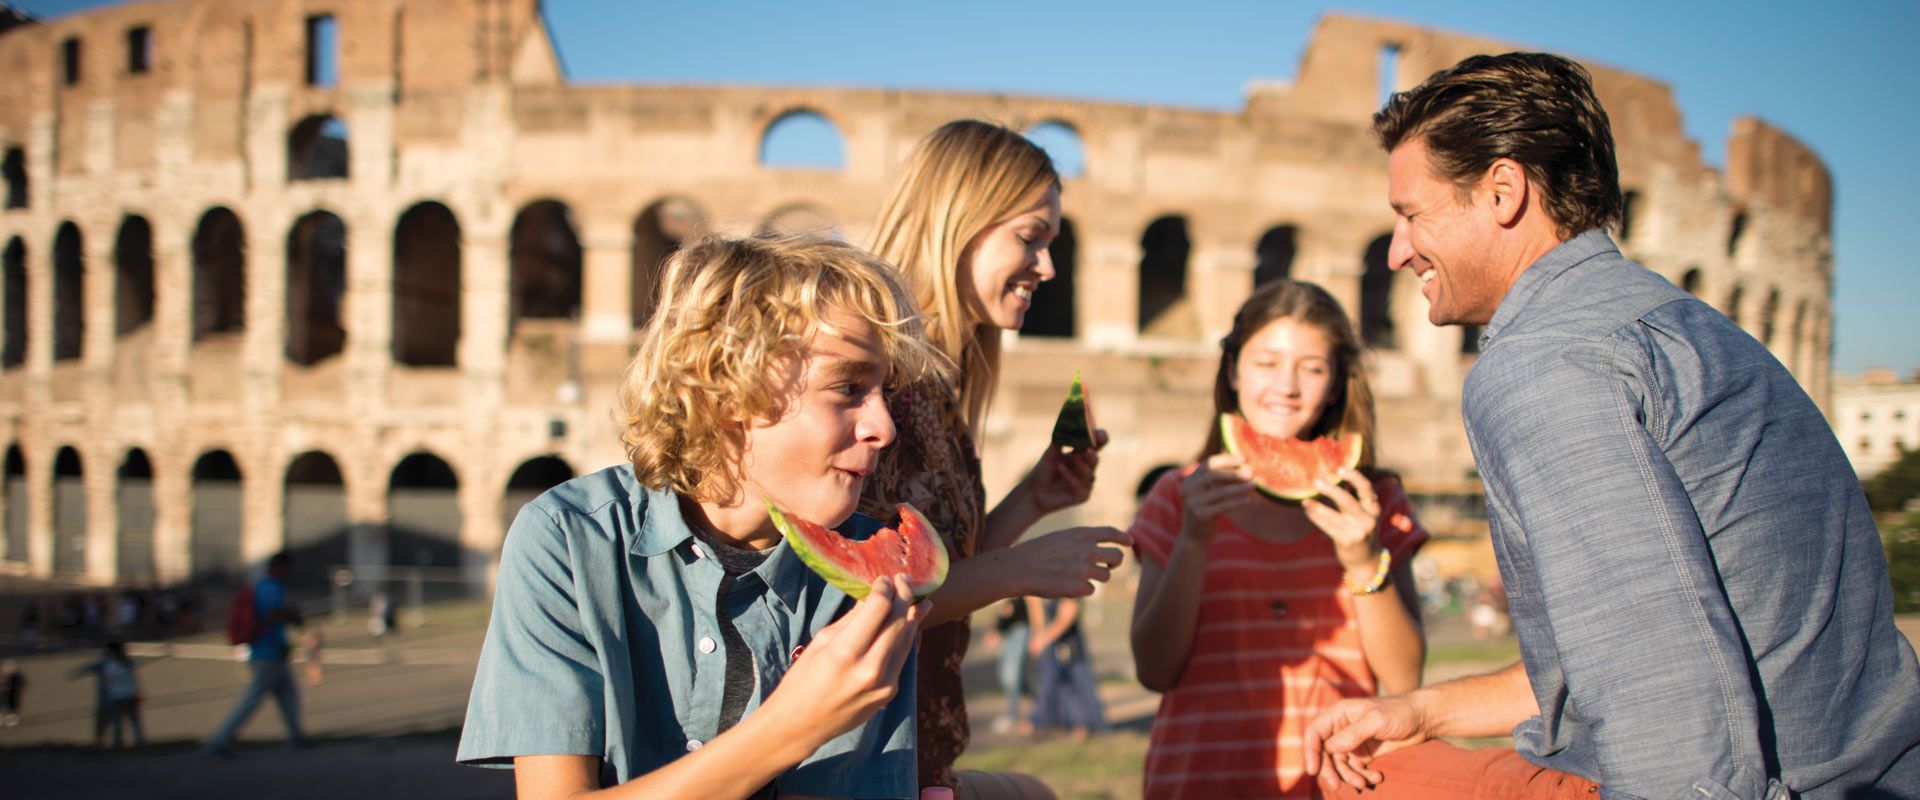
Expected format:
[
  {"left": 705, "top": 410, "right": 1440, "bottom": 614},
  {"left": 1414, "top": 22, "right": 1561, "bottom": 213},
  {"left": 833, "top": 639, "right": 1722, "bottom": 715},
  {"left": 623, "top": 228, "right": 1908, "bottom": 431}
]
[{"left": 762, "top": 575, "right": 928, "bottom": 752}]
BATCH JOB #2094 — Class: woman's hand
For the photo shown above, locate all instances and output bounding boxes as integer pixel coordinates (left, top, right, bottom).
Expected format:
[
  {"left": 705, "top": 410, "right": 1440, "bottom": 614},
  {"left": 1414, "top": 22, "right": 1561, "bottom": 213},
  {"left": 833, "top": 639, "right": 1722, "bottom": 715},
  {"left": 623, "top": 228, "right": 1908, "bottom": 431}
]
[
  {"left": 758, "top": 575, "right": 928, "bottom": 753},
  {"left": 1180, "top": 454, "right": 1254, "bottom": 547},
  {"left": 1301, "top": 467, "right": 1384, "bottom": 572},
  {"left": 1022, "top": 429, "right": 1108, "bottom": 517},
  {"left": 1009, "top": 525, "right": 1131, "bottom": 599}
]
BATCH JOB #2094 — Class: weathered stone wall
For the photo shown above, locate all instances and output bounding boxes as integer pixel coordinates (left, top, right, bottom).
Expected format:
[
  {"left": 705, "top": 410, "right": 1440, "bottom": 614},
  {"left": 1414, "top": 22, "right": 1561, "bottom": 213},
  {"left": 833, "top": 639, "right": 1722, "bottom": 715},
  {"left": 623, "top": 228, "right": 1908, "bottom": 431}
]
[{"left": 0, "top": 1, "right": 1835, "bottom": 586}]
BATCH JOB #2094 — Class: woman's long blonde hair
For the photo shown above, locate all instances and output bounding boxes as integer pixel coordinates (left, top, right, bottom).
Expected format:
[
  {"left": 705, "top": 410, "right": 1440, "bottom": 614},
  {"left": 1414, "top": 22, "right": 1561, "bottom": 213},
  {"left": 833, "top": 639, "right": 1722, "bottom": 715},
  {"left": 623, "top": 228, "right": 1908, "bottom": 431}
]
[{"left": 868, "top": 120, "right": 1060, "bottom": 439}]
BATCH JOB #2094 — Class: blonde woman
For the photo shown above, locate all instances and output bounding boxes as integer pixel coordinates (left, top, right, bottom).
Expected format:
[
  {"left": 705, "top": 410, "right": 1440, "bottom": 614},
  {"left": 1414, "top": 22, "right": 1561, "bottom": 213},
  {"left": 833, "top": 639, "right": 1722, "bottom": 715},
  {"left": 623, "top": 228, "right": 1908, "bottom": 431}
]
[{"left": 863, "top": 120, "right": 1132, "bottom": 798}]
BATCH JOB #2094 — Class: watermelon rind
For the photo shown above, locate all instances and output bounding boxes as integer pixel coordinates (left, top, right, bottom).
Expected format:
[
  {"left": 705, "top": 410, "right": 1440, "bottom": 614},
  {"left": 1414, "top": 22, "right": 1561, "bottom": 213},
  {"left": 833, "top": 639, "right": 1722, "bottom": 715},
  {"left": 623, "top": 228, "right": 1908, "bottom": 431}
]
[
  {"left": 1049, "top": 370, "right": 1097, "bottom": 450},
  {"left": 1217, "top": 412, "right": 1363, "bottom": 501},
  {"left": 768, "top": 500, "right": 950, "bottom": 600}
]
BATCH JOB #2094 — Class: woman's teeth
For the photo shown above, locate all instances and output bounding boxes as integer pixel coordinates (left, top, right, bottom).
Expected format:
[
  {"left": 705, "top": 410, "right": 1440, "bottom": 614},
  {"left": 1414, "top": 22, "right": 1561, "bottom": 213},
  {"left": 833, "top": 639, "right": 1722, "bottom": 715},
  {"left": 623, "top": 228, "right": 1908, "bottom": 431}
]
[{"left": 1012, "top": 285, "right": 1032, "bottom": 300}]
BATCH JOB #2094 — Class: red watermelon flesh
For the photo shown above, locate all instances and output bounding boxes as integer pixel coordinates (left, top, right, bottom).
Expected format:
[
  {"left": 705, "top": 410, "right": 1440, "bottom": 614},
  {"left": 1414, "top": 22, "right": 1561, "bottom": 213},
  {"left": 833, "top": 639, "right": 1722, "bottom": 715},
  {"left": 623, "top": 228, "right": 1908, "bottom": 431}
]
[
  {"left": 767, "top": 501, "right": 950, "bottom": 600},
  {"left": 1218, "top": 412, "right": 1363, "bottom": 501}
]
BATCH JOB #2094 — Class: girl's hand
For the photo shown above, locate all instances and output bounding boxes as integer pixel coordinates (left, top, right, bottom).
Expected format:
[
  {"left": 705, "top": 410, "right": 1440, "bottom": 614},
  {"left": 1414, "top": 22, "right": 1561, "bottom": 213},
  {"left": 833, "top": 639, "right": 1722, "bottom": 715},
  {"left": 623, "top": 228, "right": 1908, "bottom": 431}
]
[
  {"left": 1180, "top": 454, "right": 1254, "bottom": 547},
  {"left": 1025, "top": 429, "right": 1108, "bottom": 516},
  {"left": 1302, "top": 467, "right": 1384, "bottom": 571},
  {"left": 1011, "top": 526, "right": 1132, "bottom": 598}
]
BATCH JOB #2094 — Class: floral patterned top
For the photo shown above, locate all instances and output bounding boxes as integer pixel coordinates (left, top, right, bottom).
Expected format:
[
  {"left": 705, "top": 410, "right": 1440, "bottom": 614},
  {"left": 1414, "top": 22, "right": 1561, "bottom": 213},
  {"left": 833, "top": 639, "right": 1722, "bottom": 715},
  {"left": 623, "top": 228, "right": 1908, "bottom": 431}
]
[{"left": 859, "top": 377, "right": 985, "bottom": 790}]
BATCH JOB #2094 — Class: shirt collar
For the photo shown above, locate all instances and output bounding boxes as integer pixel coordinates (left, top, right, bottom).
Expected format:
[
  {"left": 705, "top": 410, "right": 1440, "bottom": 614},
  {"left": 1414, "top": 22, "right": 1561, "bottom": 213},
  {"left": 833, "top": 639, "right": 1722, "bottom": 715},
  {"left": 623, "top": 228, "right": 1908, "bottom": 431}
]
[
  {"left": 628, "top": 482, "right": 693, "bottom": 558},
  {"left": 1480, "top": 228, "right": 1618, "bottom": 346},
  {"left": 754, "top": 539, "right": 811, "bottom": 615}
]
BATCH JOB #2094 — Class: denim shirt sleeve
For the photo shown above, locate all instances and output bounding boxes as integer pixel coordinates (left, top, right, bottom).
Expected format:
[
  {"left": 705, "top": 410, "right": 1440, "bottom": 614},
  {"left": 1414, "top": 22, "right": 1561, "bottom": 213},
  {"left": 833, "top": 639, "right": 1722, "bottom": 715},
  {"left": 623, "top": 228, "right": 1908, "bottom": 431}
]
[
  {"left": 457, "top": 502, "right": 606, "bottom": 766},
  {"left": 1466, "top": 334, "right": 1769, "bottom": 799}
]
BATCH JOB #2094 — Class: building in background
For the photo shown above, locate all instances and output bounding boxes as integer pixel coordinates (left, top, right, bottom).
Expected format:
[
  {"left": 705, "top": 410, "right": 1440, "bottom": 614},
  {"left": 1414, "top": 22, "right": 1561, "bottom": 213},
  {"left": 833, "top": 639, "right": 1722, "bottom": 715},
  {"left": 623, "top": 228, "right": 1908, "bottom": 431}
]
[
  {"left": 1835, "top": 369, "right": 1920, "bottom": 480},
  {"left": 0, "top": 0, "right": 1836, "bottom": 590}
]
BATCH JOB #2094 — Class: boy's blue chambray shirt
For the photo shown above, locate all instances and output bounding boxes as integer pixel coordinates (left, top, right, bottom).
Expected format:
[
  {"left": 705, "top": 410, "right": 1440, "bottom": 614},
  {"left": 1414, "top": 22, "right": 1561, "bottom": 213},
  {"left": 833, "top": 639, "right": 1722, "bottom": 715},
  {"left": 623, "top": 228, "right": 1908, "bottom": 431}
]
[
  {"left": 1463, "top": 230, "right": 1920, "bottom": 800},
  {"left": 457, "top": 465, "right": 918, "bottom": 798}
]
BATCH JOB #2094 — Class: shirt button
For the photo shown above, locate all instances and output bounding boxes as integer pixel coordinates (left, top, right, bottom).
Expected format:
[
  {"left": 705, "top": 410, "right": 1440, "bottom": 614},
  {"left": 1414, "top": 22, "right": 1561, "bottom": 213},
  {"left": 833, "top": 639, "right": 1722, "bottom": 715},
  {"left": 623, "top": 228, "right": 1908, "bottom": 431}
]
[
  {"left": 698, "top": 636, "right": 716, "bottom": 654},
  {"left": 686, "top": 739, "right": 703, "bottom": 751},
  {"left": 692, "top": 545, "right": 708, "bottom": 560}
]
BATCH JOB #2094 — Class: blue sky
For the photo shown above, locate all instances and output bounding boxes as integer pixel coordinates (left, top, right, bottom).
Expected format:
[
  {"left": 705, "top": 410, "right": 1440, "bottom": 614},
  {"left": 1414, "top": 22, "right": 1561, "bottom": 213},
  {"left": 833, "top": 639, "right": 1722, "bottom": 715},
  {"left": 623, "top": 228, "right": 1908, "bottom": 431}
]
[{"left": 16, "top": 0, "right": 1917, "bottom": 375}]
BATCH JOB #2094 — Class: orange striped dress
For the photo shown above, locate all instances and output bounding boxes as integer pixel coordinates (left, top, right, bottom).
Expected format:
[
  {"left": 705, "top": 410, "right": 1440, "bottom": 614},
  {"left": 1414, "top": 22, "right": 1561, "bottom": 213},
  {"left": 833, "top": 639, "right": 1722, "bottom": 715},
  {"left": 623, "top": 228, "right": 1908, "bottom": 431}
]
[{"left": 1130, "top": 467, "right": 1428, "bottom": 799}]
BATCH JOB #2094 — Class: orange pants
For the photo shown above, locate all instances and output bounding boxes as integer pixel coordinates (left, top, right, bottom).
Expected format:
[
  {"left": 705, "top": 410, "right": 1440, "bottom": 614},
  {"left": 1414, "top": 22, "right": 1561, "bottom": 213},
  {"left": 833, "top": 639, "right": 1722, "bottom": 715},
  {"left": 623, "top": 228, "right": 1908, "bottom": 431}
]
[{"left": 1320, "top": 741, "right": 1599, "bottom": 800}]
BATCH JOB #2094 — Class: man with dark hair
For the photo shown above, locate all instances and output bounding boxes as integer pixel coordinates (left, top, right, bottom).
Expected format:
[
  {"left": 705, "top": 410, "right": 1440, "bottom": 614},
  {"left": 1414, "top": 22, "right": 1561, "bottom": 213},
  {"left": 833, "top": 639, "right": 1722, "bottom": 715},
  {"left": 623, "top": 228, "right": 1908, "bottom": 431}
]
[
  {"left": 1303, "top": 52, "right": 1920, "bottom": 799},
  {"left": 204, "top": 551, "right": 306, "bottom": 757}
]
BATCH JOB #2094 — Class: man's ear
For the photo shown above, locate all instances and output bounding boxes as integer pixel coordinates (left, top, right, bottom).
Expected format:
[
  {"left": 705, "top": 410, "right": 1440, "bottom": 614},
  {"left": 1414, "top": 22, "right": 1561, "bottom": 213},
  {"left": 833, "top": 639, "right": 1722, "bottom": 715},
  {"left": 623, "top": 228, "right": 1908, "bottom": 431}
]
[{"left": 1486, "top": 158, "right": 1529, "bottom": 228}]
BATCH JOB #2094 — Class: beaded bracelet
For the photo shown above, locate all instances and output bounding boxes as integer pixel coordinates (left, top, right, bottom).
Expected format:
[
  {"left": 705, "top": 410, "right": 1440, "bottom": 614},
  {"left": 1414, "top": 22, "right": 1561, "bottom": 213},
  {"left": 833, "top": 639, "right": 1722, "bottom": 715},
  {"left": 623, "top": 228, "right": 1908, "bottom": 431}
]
[{"left": 1343, "top": 549, "right": 1393, "bottom": 595}]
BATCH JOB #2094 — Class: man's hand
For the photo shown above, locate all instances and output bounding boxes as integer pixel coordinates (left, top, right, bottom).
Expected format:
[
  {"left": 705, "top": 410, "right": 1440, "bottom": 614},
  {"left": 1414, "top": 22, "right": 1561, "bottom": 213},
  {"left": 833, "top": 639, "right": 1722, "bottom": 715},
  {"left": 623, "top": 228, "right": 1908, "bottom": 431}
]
[
  {"left": 758, "top": 575, "right": 928, "bottom": 753},
  {"left": 1302, "top": 694, "right": 1432, "bottom": 793}
]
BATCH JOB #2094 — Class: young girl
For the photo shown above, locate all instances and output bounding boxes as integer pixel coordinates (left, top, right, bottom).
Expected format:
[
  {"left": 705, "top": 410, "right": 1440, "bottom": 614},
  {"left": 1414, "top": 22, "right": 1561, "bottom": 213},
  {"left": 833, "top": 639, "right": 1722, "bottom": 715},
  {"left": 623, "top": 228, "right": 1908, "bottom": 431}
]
[
  {"left": 864, "top": 119, "right": 1131, "bottom": 797},
  {"left": 1128, "top": 280, "right": 1428, "bottom": 799},
  {"left": 460, "top": 234, "right": 937, "bottom": 799}
]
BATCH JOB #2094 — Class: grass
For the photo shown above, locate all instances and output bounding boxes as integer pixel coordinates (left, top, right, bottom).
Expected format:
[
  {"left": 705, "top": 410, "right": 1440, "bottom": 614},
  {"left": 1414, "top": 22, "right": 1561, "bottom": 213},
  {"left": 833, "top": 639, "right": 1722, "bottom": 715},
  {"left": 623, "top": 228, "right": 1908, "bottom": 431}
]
[{"left": 956, "top": 730, "right": 1150, "bottom": 800}]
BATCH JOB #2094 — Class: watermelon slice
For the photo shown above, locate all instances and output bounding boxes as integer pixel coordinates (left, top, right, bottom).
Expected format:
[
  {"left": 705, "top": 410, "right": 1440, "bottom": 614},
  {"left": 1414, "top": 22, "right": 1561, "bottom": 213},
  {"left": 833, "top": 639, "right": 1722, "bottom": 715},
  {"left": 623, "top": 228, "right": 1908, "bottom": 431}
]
[
  {"left": 767, "top": 501, "right": 950, "bottom": 600},
  {"left": 1050, "top": 370, "right": 1097, "bottom": 450},
  {"left": 1218, "top": 412, "right": 1363, "bottom": 501}
]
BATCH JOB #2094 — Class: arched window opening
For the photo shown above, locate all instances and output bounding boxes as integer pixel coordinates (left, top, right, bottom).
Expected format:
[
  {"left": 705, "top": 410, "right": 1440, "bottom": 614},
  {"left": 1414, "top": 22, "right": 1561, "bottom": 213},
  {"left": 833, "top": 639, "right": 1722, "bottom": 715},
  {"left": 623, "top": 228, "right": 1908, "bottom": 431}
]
[
  {"left": 4, "top": 446, "right": 25, "bottom": 564},
  {"left": 1680, "top": 268, "right": 1703, "bottom": 297},
  {"left": 1359, "top": 234, "right": 1395, "bottom": 350},
  {"left": 1137, "top": 216, "right": 1192, "bottom": 336},
  {"left": 388, "top": 452, "right": 462, "bottom": 570},
  {"left": 756, "top": 204, "right": 838, "bottom": 239},
  {"left": 1024, "top": 121, "right": 1086, "bottom": 180},
  {"left": 3, "top": 238, "right": 24, "bottom": 368},
  {"left": 117, "top": 448, "right": 155, "bottom": 582},
  {"left": 284, "top": 451, "right": 348, "bottom": 585},
  {"left": 1725, "top": 285, "right": 1745, "bottom": 327},
  {"left": 1759, "top": 288, "right": 1780, "bottom": 346},
  {"left": 191, "top": 450, "right": 244, "bottom": 582},
  {"left": 759, "top": 110, "right": 846, "bottom": 170},
  {"left": 1254, "top": 225, "right": 1297, "bottom": 288},
  {"left": 53, "top": 446, "right": 85, "bottom": 575},
  {"left": 53, "top": 222, "right": 84, "bottom": 361},
  {"left": 1024, "top": 216, "right": 1077, "bottom": 338},
  {"left": 286, "top": 211, "right": 348, "bottom": 365},
  {"left": 504, "top": 455, "right": 574, "bottom": 536},
  {"left": 115, "top": 216, "right": 155, "bottom": 335},
  {"left": 1727, "top": 211, "right": 1748, "bottom": 258},
  {"left": 287, "top": 115, "right": 350, "bottom": 181},
  {"left": 192, "top": 208, "right": 247, "bottom": 342},
  {"left": 631, "top": 197, "right": 705, "bottom": 331},
  {"left": 509, "top": 200, "right": 583, "bottom": 326},
  {"left": 392, "top": 202, "right": 461, "bottom": 366},
  {"left": 3, "top": 146, "right": 25, "bottom": 209},
  {"left": 1618, "top": 190, "right": 1639, "bottom": 242}
]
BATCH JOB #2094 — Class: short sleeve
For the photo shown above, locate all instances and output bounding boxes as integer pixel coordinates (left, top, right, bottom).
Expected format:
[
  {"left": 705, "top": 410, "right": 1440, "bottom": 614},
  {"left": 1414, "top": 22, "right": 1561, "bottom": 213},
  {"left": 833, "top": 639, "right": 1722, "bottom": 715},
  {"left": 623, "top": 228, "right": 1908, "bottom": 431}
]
[
  {"left": 1129, "top": 467, "right": 1190, "bottom": 566},
  {"left": 1369, "top": 474, "right": 1429, "bottom": 563},
  {"left": 457, "top": 502, "right": 608, "bottom": 768}
]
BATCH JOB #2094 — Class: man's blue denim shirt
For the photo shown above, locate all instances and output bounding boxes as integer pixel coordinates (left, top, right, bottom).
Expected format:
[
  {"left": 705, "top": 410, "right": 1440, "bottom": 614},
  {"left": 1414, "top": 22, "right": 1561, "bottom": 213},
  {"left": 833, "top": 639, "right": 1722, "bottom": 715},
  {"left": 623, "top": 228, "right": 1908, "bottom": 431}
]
[
  {"left": 457, "top": 465, "right": 918, "bottom": 798},
  {"left": 1463, "top": 230, "right": 1920, "bottom": 799}
]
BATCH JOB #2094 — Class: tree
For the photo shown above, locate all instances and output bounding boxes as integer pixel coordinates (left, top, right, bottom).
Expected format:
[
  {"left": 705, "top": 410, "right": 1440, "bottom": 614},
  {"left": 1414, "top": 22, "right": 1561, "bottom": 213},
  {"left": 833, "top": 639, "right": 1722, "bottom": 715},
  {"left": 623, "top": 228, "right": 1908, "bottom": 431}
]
[{"left": 1866, "top": 448, "right": 1920, "bottom": 514}]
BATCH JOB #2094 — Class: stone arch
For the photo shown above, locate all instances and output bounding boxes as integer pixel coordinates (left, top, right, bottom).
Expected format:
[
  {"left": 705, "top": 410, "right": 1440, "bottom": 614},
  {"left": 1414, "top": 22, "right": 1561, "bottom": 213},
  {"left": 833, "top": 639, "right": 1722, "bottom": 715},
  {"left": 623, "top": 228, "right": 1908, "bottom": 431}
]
[
  {"left": 631, "top": 197, "right": 706, "bottom": 331},
  {"left": 1680, "top": 267, "right": 1703, "bottom": 297},
  {"left": 115, "top": 215, "right": 155, "bottom": 336},
  {"left": 1360, "top": 233, "right": 1395, "bottom": 350},
  {"left": 192, "top": 207, "right": 247, "bottom": 342},
  {"left": 3, "top": 237, "right": 23, "bottom": 368},
  {"left": 286, "top": 210, "right": 348, "bottom": 365},
  {"left": 388, "top": 451, "right": 461, "bottom": 569},
  {"left": 1024, "top": 120, "right": 1086, "bottom": 179},
  {"left": 117, "top": 448, "right": 155, "bottom": 582},
  {"left": 1254, "top": 224, "right": 1298, "bottom": 288},
  {"left": 53, "top": 221, "right": 84, "bottom": 362},
  {"left": 759, "top": 109, "right": 846, "bottom": 170},
  {"left": 2, "top": 145, "right": 24, "bottom": 209},
  {"left": 509, "top": 199, "right": 584, "bottom": 327},
  {"left": 757, "top": 202, "right": 838, "bottom": 239},
  {"left": 284, "top": 450, "right": 348, "bottom": 586},
  {"left": 1759, "top": 287, "right": 1780, "bottom": 347},
  {"left": 1136, "top": 463, "right": 1180, "bottom": 501},
  {"left": 503, "top": 455, "right": 573, "bottom": 539},
  {"left": 1724, "top": 284, "right": 1744, "bottom": 327},
  {"left": 1727, "top": 210, "right": 1748, "bottom": 258},
  {"left": 1618, "top": 189, "right": 1640, "bottom": 242},
  {"left": 1137, "top": 215, "right": 1192, "bottom": 337},
  {"left": 287, "top": 114, "right": 349, "bottom": 181},
  {"left": 1024, "top": 216, "right": 1077, "bottom": 338},
  {"left": 191, "top": 449, "right": 244, "bottom": 583},
  {"left": 3, "top": 446, "right": 23, "bottom": 563},
  {"left": 53, "top": 446, "right": 85, "bottom": 575},
  {"left": 392, "top": 201, "right": 461, "bottom": 366}
]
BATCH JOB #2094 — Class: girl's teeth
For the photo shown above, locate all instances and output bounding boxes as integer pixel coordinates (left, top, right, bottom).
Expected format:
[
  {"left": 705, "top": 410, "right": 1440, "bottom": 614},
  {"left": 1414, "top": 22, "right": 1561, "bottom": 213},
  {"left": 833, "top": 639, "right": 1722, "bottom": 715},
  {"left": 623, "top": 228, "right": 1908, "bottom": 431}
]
[{"left": 1012, "top": 286, "right": 1032, "bottom": 299}]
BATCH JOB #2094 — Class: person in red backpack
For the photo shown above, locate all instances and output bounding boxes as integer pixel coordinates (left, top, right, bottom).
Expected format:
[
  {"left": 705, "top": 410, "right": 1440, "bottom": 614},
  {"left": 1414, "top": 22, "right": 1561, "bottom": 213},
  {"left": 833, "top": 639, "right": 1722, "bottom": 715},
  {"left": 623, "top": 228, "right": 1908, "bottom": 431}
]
[{"left": 203, "top": 552, "right": 305, "bottom": 757}]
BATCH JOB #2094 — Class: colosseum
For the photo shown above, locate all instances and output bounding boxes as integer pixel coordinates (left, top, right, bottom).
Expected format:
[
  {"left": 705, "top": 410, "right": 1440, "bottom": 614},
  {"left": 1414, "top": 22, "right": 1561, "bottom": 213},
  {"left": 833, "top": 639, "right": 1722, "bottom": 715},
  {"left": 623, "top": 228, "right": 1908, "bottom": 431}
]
[{"left": 0, "top": 0, "right": 1835, "bottom": 592}]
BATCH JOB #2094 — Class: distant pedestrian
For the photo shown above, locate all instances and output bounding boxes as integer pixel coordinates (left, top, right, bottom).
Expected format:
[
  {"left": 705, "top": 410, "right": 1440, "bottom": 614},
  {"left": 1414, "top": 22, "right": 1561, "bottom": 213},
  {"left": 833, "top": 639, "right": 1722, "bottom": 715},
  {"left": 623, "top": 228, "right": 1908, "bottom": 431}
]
[
  {"left": 1028, "top": 597, "right": 1107, "bottom": 740},
  {"left": 14, "top": 602, "right": 38, "bottom": 648},
  {"left": 203, "top": 552, "right": 306, "bottom": 757},
  {"left": 1, "top": 658, "right": 24, "bottom": 726},
  {"left": 70, "top": 641, "right": 142, "bottom": 748},
  {"left": 983, "top": 597, "right": 1035, "bottom": 735}
]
